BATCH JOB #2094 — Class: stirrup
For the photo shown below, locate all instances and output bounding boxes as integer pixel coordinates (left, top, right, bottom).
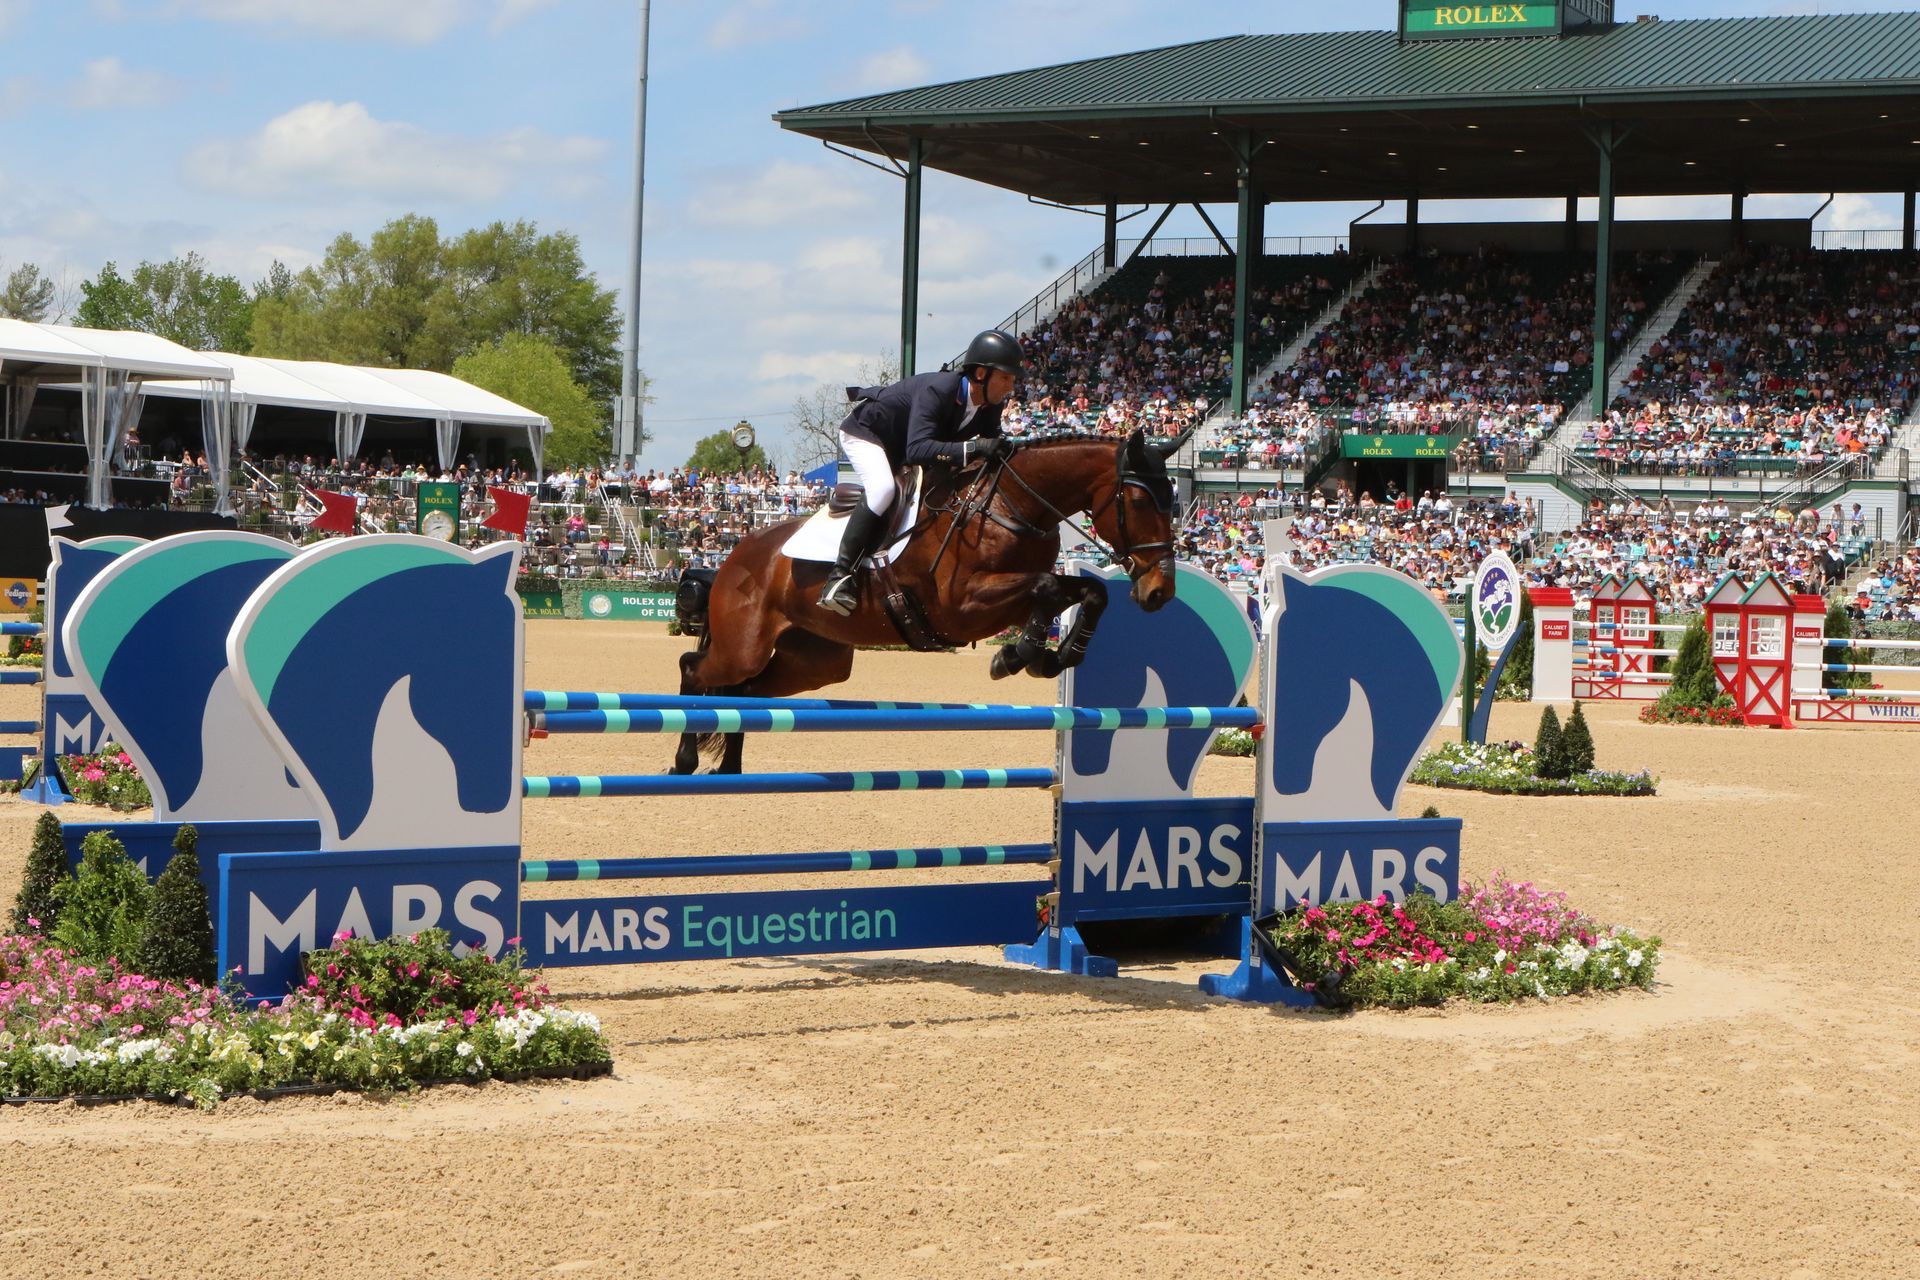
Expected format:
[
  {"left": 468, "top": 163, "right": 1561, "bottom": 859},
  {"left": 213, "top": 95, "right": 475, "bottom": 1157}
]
[{"left": 819, "top": 572, "right": 859, "bottom": 616}]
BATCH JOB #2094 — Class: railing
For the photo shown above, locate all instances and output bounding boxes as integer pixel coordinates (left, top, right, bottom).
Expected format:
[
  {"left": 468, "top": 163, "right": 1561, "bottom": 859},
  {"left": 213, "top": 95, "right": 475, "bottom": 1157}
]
[
  {"left": 1113, "top": 235, "right": 1350, "bottom": 260},
  {"left": 988, "top": 245, "right": 1109, "bottom": 353},
  {"left": 1811, "top": 229, "right": 1909, "bottom": 251}
]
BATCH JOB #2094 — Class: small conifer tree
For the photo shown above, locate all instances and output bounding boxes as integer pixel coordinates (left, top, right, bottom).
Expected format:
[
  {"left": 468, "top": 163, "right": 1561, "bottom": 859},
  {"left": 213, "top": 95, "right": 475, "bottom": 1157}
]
[
  {"left": 1499, "top": 589, "right": 1535, "bottom": 697},
  {"left": 138, "top": 825, "right": 214, "bottom": 983},
  {"left": 1533, "top": 704, "right": 1567, "bottom": 780},
  {"left": 10, "top": 811, "right": 68, "bottom": 934},
  {"left": 1561, "top": 701, "right": 1596, "bottom": 774},
  {"left": 1823, "top": 601, "right": 1869, "bottom": 690}
]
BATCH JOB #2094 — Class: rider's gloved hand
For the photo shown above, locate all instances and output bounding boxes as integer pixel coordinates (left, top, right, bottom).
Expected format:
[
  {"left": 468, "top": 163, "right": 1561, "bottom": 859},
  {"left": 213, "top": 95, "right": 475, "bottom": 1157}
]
[{"left": 969, "top": 436, "right": 1017, "bottom": 466}]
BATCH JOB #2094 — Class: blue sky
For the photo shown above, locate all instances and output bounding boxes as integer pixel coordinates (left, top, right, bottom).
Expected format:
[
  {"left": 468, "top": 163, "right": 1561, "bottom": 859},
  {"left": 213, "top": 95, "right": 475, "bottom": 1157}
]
[{"left": 0, "top": 0, "right": 1910, "bottom": 465}]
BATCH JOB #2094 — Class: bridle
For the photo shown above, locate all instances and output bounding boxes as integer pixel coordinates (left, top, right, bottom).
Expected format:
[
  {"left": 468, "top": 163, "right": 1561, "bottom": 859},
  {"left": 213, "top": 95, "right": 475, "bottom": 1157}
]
[{"left": 941, "top": 442, "right": 1176, "bottom": 584}]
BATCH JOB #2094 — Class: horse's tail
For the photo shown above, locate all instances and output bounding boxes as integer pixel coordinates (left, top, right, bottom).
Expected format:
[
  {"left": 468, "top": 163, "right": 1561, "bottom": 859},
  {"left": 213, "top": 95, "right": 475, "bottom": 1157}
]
[{"left": 675, "top": 567, "right": 717, "bottom": 637}]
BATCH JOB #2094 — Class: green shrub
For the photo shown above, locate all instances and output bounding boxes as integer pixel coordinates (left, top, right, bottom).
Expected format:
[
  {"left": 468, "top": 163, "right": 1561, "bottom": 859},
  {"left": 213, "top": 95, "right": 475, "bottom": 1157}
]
[
  {"left": 1533, "top": 704, "right": 1567, "bottom": 780},
  {"left": 1497, "top": 589, "right": 1535, "bottom": 699},
  {"left": 1824, "top": 601, "right": 1869, "bottom": 690},
  {"left": 1666, "top": 616, "right": 1718, "bottom": 707},
  {"left": 50, "top": 830, "right": 151, "bottom": 965},
  {"left": 138, "top": 825, "right": 215, "bottom": 984},
  {"left": 11, "top": 812, "right": 68, "bottom": 934},
  {"left": 1561, "top": 701, "right": 1596, "bottom": 773}
]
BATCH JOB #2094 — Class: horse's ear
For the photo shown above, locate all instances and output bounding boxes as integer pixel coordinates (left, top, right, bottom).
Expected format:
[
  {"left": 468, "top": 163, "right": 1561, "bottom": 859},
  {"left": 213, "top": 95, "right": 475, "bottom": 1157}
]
[
  {"left": 1123, "top": 428, "right": 1147, "bottom": 465},
  {"left": 1148, "top": 424, "right": 1195, "bottom": 461}
]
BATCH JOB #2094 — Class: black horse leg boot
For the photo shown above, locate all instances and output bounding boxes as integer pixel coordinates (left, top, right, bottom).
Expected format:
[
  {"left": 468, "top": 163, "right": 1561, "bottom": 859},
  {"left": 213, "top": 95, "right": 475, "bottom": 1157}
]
[{"left": 819, "top": 503, "right": 884, "bottom": 616}]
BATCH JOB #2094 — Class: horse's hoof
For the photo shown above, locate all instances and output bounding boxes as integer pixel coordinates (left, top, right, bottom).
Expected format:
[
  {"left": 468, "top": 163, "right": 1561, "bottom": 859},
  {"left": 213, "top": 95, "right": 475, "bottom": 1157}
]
[{"left": 989, "top": 646, "right": 1025, "bottom": 680}]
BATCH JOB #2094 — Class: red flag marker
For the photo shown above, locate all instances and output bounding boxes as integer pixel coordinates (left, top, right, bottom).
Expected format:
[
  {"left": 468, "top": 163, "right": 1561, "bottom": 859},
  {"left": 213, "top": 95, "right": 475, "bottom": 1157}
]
[
  {"left": 310, "top": 490, "right": 358, "bottom": 533},
  {"left": 480, "top": 486, "right": 533, "bottom": 537}
]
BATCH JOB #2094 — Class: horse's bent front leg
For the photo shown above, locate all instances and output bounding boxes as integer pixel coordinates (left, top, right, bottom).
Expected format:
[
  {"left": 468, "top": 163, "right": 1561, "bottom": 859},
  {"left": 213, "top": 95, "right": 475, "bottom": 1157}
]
[{"left": 985, "top": 572, "right": 1107, "bottom": 681}]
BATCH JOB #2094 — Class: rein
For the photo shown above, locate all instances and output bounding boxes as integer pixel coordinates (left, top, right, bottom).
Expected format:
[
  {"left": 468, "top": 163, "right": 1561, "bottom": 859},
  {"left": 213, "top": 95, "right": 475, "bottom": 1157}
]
[{"left": 944, "top": 444, "right": 1174, "bottom": 582}]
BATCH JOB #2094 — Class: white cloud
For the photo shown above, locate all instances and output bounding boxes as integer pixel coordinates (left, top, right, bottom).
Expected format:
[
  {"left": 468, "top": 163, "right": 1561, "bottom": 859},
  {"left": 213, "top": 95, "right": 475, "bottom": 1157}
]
[
  {"left": 853, "top": 45, "right": 931, "bottom": 90},
  {"left": 490, "top": 0, "right": 557, "bottom": 33},
  {"left": 688, "top": 162, "right": 872, "bottom": 229},
  {"left": 69, "top": 58, "right": 184, "bottom": 110},
  {"left": 185, "top": 100, "right": 605, "bottom": 202},
  {"left": 754, "top": 350, "right": 876, "bottom": 382},
  {"left": 706, "top": 0, "right": 811, "bottom": 51},
  {"left": 0, "top": 1, "right": 26, "bottom": 35},
  {"left": 167, "top": 0, "right": 469, "bottom": 44}
]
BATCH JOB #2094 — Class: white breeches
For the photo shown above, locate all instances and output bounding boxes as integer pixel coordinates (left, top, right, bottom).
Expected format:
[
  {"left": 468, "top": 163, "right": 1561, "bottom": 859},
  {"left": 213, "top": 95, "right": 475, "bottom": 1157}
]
[{"left": 839, "top": 429, "right": 896, "bottom": 515}]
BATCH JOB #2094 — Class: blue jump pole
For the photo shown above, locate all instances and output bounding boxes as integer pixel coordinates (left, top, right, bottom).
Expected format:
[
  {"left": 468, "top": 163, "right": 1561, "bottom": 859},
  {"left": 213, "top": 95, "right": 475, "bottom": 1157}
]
[
  {"left": 525, "top": 691, "right": 1027, "bottom": 713},
  {"left": 530, "top": 706, "right": 1258, "bottom": 736},
  {"left": 523, "top": 843, "right": 1054, "bottom": 882},
  {"left": 522, "top": 767, "right": 1059, "bottom": 798},
  {"left": 0, "top": 670, "right": 41, "bottom": 685},
  {"left": 0, "top": 622, "right": 40, "bottom": 636}
]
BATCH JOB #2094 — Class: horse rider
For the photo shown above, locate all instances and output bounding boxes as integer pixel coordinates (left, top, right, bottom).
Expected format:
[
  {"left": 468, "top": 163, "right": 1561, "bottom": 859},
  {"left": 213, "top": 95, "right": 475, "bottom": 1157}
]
[{"left": 817, "top": 329, "right": 1023, "bottom": 615}]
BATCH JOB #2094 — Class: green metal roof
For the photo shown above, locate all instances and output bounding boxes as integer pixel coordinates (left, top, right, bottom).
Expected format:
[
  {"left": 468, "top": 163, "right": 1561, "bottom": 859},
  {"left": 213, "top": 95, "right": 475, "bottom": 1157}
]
[
  {"left": 780, "top": 14, "right": 1920, "bottom": 124},
  {"left": 775, "top": 13, "right": 1920, "bottom": 205}
]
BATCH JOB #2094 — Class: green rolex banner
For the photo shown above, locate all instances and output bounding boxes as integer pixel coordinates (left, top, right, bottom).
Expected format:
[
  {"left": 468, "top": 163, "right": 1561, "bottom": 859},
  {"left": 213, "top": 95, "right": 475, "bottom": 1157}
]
[
  {"left": 416, "top": 483, "right": 461, "bottom": 542},
  {"left": 1340, "top": 433, "right": 1461, "bottom": 459},
  {"left": 581, "top": 591, "right": 678, "bottom": 621},
  {"left": 519, "top": 592, "right": 565, "bottom": 619}
]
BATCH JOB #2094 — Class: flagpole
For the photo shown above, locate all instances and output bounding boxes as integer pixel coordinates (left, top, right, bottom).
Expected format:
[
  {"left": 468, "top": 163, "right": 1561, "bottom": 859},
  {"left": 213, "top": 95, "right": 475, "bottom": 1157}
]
[{"left": 616, "top": 0, "right": 651, "bottom": 468}]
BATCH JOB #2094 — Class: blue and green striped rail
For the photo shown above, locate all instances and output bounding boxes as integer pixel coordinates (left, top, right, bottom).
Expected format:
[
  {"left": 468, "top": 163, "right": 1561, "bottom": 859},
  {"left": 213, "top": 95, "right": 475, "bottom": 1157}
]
[
  {"left": 522, "top": 767, "right": 1059, "bottom": 799},
  {"left": 526, "top": 690, "right": 1028, "bottom": 713},
  {"left": 522, "top": 843, "right": 1053, "bottom": 882},
  {"left": 529, "top": 705, "right": 1258, "bottom": 736}
]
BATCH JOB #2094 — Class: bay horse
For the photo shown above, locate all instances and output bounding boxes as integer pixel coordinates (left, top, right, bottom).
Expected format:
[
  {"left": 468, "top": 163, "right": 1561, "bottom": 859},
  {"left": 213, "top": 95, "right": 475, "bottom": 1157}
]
[{"left": 669, "top": 429, "right": 1190, "bottom": 774}]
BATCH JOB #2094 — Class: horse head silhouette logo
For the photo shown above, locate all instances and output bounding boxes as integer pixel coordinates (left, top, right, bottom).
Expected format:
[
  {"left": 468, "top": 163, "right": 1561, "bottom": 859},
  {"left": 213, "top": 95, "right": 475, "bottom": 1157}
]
[
  {"left": 227, "top": 537, "right": 524, "bottom": 851},
  {"left": 1063, "top": 561, "right": 1258, "bottom": 801},
  {"left": 63, "top": 532, "right": 308, "bottom": 822},
  {"left": 1259, "top": 565, "right": 1462, "bottom": 822}
]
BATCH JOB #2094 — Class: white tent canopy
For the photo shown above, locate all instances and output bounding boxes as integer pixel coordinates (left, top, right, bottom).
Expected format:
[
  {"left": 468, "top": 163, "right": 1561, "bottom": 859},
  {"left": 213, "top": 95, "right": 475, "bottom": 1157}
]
[
  {"left": 0, "top": 319, "right": 232, "bottom": 508},
  {"left": 145, "top": 354, "right": 552, "bottom": 478}
]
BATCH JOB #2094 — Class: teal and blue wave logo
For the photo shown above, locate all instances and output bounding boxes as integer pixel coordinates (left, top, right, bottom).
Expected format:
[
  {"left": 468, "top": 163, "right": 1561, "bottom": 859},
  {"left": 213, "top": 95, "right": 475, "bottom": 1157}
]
[
  {"left": 229, "top": 539, "right": 523, "bottom": 849},
  {"left": 64, "top": 533, "right": 303, "bottom": 821},
  {"left": 1263, "top": 566, "right": 1462, "bottom": 820},
  {"left": 1064, "top": 562, "right": 1257, "bottom": 799}
]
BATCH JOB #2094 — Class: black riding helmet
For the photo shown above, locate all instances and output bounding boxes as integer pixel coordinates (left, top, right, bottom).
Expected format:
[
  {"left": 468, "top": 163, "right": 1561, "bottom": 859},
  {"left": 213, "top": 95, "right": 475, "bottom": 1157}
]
[{"left": 960, "top": 329, "right": 1022, "bottom": 377}]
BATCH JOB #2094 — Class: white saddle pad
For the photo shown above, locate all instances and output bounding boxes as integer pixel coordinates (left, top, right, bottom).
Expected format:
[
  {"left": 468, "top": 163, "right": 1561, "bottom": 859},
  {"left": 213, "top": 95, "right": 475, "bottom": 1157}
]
[{"left": 780, "top": 472, "right": 922, "bottom": 565}]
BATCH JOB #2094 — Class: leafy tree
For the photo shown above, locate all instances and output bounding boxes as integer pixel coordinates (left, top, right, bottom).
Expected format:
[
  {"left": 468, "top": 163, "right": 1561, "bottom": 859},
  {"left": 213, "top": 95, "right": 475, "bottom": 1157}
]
[
  {"left": 76, "top": 254, "right": 255, "bottom": 351},
  {"left": 787, "top": 353, "right": 899, "bottom": 469},
  {"left": 686, "top": 427, "right": 771, "bottom": 475},
  {"left": 138, "top": 825, "right": 215, "bottom": 984},
  {"left": 11, "top": 811, "right": 68, "bottom": 934},
  {"left": 453, "top": 334, "right": 607, "bottom": 470},
  {"left": 1561, "top": 701, "right": 1596, "bottom": 773},
  {"left": 250, "top": 215, "right": 622, "bottom": 409},
  {"left": 0, "top": 262, "right": 56, "bottom": 321},
  {"left": 50, "top": 830, "right": 151, "bottom": 965},
  {"left": 1533, "top": 705, "right": 1567, "bottom": 780}
]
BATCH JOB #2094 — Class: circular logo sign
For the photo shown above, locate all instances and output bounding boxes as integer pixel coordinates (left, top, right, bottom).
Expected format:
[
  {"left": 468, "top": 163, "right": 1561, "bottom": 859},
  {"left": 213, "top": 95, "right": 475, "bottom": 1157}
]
[
  {"left": 1472, "top": 551, "right": 1521, "bottom": 651},
  {"left": 4, "top": 581, "right": 27, "bottom": 608},
  {"left": 586, "top": 593, "right": 613, "bottom": 618}
]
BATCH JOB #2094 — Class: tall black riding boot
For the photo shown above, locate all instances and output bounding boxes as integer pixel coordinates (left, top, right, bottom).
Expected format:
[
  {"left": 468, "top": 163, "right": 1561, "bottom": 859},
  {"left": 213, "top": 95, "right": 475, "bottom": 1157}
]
[{"left": 818, "top": 503, "right": 885, "bottom": 616}]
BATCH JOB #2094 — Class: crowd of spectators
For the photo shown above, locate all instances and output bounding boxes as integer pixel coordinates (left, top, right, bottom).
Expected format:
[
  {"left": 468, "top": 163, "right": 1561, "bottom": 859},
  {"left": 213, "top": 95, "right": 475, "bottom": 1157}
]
[
  {"left": 1850, "top": 548, "right": 1920, "bottom": 621},
  {"left": 1021, "top": 256, "right": 1355, "bottom": 410},
  {"left": 1190, "top": 249, "right": 1684, "bottom": 474},
  {"left": 1527, "top": 496, "right": 1859, "bottom": 608},
  {"left": 1573, "top": 400, "right": 1891, "bottom": 477}
]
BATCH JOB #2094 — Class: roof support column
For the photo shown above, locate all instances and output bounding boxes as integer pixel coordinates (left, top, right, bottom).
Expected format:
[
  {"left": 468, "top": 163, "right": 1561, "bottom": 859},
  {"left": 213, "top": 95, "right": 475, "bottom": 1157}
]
[
  {"left": 1231, "top": 130, "right": 1256, "bottom": 418},
  {"left": 1565, "top": 194, "right": 1579, "bottom": 253},
  {"left": 1407, "top": 194, "right": 1420, "bottom": 255},
  {"left": 1103, "top": 202, "right": 1118, "bottom": 270},
  {"left": 1588, "top": 121, "right": 1623, "bottom": 420},
  {"left": 1731, "top": 188, "right": 1745, "bottom": 249},
  {"left": 900, "top": 136, "right": 923, "bottom": 376},
  {"left": 1904, "top": 191, "right": 1915, "bottom": 252}
]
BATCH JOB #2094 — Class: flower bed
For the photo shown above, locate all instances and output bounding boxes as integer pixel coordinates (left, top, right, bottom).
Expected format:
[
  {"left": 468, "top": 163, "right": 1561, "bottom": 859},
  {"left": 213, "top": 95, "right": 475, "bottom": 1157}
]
[
  {"left": 1638, "top": 698, "right": 1747, "bottom": 727},
  {"left": 1266, "top": 873, "right": 1661, "bottom": 1009},
  {"left": 58, "top": 745, "right": 151, "bottom": 810},
  {"left": 1207, "top": 727, "right": 1257, "bottom": 757},
  {"left": 1412, "top": 741, "right": 1656, "bottom": 796},
  {"left": 0, "top": 929, "right": 611, "bottom": 1108}
]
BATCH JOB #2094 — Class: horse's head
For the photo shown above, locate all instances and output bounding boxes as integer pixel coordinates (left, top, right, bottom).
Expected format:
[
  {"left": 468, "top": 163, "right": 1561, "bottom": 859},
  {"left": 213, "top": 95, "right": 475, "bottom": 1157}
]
[{"left": 1090, "top": 427, "right": 1190, "bottom": 611}]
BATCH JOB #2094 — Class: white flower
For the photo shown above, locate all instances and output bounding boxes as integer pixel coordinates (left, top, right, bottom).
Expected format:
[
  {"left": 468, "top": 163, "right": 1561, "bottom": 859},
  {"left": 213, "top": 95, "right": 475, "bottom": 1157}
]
[
  {"left": 456, "top": 1041, "right": 474, "bottom": 1058},
  {"left": 34, "top": 1043, "right": 81, "bottom": 1069},
  {"left": 301, "top": 1030, "right": 323, "bottom": 1051},
  {"left": 1626, "top": 949, "right": 1644, "bottom": 968},
  {"left": 1494, "top": 948, "right": 1507, "bottom": 964}
]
